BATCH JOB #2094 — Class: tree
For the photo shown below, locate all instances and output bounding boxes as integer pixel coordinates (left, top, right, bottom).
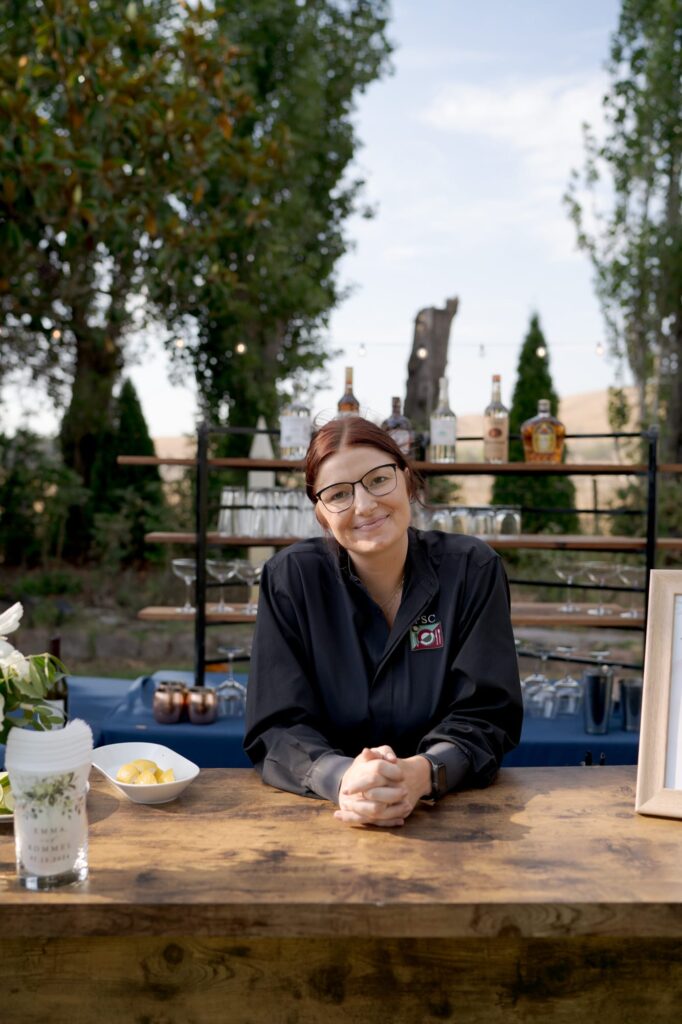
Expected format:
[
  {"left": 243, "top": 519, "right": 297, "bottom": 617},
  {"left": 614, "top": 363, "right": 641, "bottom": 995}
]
[
  {"left": 565, "top": 0, "right": 682, "bottom": 462},
  {"left": 152, "top": 0, "right": 393, "bottom": 451},
  {"left": 492, "top": 315, "right": 578, "bottom": 534},
  {"left": 0, "top": 0, "right": 280, "bottom": 511}
]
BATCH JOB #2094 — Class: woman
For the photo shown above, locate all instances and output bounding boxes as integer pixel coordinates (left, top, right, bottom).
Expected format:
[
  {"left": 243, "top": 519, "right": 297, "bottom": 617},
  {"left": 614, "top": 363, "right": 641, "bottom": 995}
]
[{"left": 244, "top": 415, "right": 522, "bottom": 827}]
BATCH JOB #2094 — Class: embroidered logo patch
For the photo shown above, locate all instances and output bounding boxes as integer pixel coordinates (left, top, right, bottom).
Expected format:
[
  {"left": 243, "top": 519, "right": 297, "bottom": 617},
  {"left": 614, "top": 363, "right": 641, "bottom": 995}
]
[{"left": 409, "top": 615, "right": 444, "bottom": 651}]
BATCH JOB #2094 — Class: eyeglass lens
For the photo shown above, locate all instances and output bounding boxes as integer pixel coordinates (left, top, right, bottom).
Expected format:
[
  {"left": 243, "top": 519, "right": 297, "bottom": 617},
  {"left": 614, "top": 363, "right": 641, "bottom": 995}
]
[{"left": 318, "top": 464, "right": 398, "bottom": 512}]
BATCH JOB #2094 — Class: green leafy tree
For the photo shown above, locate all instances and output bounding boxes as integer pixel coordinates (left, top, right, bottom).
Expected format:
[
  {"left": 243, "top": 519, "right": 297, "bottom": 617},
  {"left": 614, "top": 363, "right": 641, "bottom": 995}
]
[
  {"left": 565, "top": 0, "right": 682, "bottom": 463},
  {"left": 492, "top": 314, "right": 578, "bottom": 534},
  {"left": 0, "top": 0, "right": 277, "bottom": 553},
  {"left": 153, "top": 0, "right": 393, "bottom": 451}
]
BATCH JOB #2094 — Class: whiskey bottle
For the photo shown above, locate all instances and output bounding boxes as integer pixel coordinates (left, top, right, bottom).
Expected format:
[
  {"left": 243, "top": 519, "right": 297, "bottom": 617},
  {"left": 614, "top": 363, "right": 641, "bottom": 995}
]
[
  {"left": 279, "top": 393, "right": 312, "bottom": 460},
  {"left": 483, "top": 374, "right": 509, "bottom": 463},
  {"left": 429, "top": 376, "right": 457, "bottom": 463},
  {"left": 337, "top": 366, "right": 360, "bottom": 416},
  {"left": 381, "top": 396, "right": 414, "bottom": 456},
  {"left": 521, "top": 399, "right": 565, "bottom": 463}
]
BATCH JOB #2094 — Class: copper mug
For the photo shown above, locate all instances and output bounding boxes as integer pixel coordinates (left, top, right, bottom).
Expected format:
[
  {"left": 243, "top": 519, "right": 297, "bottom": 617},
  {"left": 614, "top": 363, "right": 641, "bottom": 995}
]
[
  {"left": 187, "top": 686, "right": 219, "bottom": 725},
  {"left": 152, "top": 683, "right": 188, "bottom": 724}
]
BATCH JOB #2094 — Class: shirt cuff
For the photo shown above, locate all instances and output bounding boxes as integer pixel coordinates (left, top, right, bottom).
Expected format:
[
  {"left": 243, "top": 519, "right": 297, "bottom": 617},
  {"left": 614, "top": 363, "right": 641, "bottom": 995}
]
[
  {"left": 423, "top": 741, "right": 470, "bottom": 794},
  {"left": 306, "top": 753, "right": 354, "bottom": 803}
]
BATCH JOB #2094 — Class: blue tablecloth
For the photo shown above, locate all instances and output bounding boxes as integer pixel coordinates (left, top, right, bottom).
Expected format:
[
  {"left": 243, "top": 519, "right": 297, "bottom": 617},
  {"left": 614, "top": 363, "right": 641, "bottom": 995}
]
[{"left": 1, "top": 673, "right": 639, "bottom": 771}]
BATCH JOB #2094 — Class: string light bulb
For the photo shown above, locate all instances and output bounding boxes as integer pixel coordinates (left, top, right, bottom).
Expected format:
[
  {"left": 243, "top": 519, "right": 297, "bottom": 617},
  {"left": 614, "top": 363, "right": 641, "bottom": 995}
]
[
  {"left": 416, "top": 345, "right": 428, "bottom": 360},
  {"left": 358, "top": 342, "right": 367, "bottom": 357},
  {"left": 235, "top": 342, "right": 247, "bottom": 355},
  {"left": 535, "top": 344, "right": 547, "bottom": 358},
  {"left": 596, "top": 341, "right": 604, "bottom": 357},
  {"left": 174, "top": 337, "right": 185, "bottom": 349}
]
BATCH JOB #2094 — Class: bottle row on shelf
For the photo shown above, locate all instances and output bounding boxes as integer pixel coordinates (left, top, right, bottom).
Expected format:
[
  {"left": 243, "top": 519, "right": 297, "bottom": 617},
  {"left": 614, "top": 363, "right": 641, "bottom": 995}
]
[{"left": 279, "top": 366, "right": 567, "bottom": 465}]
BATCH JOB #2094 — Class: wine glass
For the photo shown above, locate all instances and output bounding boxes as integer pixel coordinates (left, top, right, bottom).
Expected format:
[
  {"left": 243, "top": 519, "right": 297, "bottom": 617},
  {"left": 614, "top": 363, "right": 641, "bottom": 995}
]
[
  {"left": 584, "top": 561, "right": 616, "bottom": 616},
  {"left": 554, "top": 563, "right": 580, "bottom": 613},
  {"left": 520, "top": 645, "right": 551, "bottom": 713},
  {"left": 171, "top": 558, "right": 196, "bottom": 613},
  {"left": 216, "top": 642, "right": 249, "bottom": 717},
  {"left": 206, "top": 559, "right": 237, "bottom": 613},
  {"left": 617, "top": 565, "right": 646, "bottom": 619}
]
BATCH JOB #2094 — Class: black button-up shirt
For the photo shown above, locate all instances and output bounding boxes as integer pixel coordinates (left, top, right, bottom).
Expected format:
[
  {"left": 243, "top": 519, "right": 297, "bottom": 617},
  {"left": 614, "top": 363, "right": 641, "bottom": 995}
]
[{"left": 244, "top": 528, "right": 522, "bottom": 802}]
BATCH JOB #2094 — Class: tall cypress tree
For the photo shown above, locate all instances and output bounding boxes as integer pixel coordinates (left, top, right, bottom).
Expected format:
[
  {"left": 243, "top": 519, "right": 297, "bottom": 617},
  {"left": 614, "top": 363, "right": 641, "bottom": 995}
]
[{"left": 492, "top": 314, "right": 578, "bottom": 534}]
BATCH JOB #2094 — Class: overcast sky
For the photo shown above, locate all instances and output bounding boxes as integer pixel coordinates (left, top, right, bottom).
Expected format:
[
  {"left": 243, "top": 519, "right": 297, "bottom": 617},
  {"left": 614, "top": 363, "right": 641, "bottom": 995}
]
[{"left": 5, "top": 0, "right": 628, "bottom": 438}]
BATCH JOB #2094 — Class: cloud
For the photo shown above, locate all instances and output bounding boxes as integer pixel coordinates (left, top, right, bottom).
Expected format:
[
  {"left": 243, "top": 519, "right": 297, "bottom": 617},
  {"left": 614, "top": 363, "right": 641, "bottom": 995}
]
[{"left": 421, "top": 73, "right": 607, "bottom": 188}]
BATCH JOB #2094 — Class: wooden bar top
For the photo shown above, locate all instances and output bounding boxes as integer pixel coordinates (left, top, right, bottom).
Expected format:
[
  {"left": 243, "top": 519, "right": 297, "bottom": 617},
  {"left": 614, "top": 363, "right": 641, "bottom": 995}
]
[{"left": 2, "top": 766, "right": 682, "bottom": 941}]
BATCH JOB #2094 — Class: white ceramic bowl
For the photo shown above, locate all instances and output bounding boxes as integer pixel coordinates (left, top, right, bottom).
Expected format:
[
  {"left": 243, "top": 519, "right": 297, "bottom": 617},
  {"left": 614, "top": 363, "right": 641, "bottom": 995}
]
[{"left": 92, "top": 742, "right": 200, "bottom": 805}]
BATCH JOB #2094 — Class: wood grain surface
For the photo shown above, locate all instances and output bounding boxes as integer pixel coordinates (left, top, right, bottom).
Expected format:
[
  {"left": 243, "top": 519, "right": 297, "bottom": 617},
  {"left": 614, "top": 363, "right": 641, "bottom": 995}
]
[{"left": 4, "top": 766, "right": 682, "bottom": 1023}]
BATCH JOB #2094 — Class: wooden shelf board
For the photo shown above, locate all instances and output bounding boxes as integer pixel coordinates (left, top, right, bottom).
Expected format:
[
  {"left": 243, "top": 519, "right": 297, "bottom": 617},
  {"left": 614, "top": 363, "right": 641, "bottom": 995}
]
[
  {"left": 145, "top": 532, "right": 297, "bottom": 546},
  {"left": 138, "top": 604, "right": 256, "bottom": 623}
]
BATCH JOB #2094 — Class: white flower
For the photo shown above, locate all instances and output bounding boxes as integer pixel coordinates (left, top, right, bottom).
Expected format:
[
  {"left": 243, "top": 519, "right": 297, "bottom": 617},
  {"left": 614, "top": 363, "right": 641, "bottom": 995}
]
[
  {"left": 0, "top": 638, "right": 16, "bottom": 658},
  {"left": 0, "top": 602, "right": 23, "bottom": 639},
  {"left": 0, "top": 649, "right": 30, "bottom": 682}
]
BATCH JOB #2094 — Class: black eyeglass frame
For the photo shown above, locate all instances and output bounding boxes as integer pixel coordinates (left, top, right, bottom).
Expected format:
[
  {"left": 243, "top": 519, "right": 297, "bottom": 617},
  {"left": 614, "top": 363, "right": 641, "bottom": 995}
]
[{"left": 314, "top": 462, "right": 399, "bottom": 513}]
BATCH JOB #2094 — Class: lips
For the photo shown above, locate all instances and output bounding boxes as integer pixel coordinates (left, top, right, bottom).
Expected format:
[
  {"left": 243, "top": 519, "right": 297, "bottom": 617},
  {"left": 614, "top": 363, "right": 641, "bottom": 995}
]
[{"left": 354, "top": 514, "right": 389, "bottom": 532}]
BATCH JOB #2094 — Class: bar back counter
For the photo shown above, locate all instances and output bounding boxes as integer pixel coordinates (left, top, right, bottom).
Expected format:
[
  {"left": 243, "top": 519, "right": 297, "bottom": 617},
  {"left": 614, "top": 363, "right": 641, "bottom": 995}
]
[{"left": 2, "top": 766, "right": 682, "bottom": 1022}]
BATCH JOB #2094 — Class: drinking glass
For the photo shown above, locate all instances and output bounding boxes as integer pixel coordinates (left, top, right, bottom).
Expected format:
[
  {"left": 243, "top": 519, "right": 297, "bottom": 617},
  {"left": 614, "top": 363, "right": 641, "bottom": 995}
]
[
  {"left": 217, "top": 642, "right": 249, "bottom": 685},
  {"left": 552, "top": 645, "right": 582, "bottom": 715},
  {"left": 171, "top": 558, "right": 197, "bottom": 612},
  {"left": 617, "top": 565, "right": 646, "bottom": 619},
  {"left": 217, "top": 486, "right": 246, "bottom": 536},
  {"left": 554, "top": 563, "right": 580, "bottom": 613},
  {"left": 584, "top": 561, "right": 616, "bottom": 616},
  {"left": 206, "top": 559, "right": 237, "bottom": 613},
  {"left": 520, "top": 646, "right": 552, "bottom": 714}
]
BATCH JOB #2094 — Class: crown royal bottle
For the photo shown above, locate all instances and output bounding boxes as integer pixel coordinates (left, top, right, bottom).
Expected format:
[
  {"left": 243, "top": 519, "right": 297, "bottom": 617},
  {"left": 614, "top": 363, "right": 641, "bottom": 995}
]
[{"left": 521, "top": 398, "right": 565, "bottom": 463}]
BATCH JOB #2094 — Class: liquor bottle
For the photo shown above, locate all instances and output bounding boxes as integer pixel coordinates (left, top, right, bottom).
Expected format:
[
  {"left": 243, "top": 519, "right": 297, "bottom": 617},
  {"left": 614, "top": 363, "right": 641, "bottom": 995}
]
[
  {"left": 45, "top": 636, "right": 68, "bottom": 727},
  {"left": 521, "top": 398, "right": 565, "bottom": 463},
  {"left": 381, "top": 396, "right": 414, "bottom": 456},
  {"left": 337, "top": 366, "right": 360, "bottom": 416},
  {"left": 483, "top": 374, "right": 509, "bottom": 463},
  {"left": 279, "top": 393, "right": 312, "bottom": 460},
  {"left": 429, "top": 376, "right": 457, "bottom": 463}
]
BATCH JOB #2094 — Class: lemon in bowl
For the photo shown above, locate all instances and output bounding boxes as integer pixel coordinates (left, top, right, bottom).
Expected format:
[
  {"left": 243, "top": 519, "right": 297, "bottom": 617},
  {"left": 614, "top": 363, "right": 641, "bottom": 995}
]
[{"left": 92, "top": 743, "right": 199, "bottom": 805}]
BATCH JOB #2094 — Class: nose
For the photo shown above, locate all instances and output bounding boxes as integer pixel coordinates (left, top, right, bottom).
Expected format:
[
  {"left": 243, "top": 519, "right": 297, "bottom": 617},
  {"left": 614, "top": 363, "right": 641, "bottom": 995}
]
[{"left": 353, "top": 484, "right": 378, "bottom": 514}]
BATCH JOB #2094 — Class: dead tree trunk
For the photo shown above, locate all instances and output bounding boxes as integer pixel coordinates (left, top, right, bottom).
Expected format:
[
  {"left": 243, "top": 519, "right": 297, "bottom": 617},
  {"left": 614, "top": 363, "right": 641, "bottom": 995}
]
[{"left": 404, "top": 296, "right": 459, "bottom": 430}]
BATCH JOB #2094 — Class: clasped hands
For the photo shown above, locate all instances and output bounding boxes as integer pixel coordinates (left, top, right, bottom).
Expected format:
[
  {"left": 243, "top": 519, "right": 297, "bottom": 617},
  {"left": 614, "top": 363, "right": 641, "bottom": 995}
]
[{"left": 334, "top": 746, "right": 432, "bottom": 828}]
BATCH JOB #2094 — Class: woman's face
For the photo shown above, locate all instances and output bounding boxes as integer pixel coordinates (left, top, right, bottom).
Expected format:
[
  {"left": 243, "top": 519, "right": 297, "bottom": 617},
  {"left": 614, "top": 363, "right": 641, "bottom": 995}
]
[{"left": 313, "top": 444, "right": 411, "bottom": 557}]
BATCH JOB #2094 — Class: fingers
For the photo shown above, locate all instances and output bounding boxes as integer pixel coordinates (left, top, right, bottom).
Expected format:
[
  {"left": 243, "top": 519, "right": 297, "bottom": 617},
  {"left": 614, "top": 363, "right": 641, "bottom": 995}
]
[
  {"left": 368, "top": 745, "right": 398, "bottom": 762},
  {"left": 341, "top": 761, "right": 404, "bottom": 795},
  {"left": 334, "top": 808, "right": 405, "bottom": 828}
]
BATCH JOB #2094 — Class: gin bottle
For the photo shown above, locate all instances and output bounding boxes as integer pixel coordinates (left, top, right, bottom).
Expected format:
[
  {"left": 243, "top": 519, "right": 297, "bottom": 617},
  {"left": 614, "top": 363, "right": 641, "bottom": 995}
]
[
  {"left": 279, "top": 393, "right": 312, "bottom": 460},
  {"left": 429, "top": 376, "right": 457, "bottom": 463},
  {"left": 483, "top": 374, "right": 509, "bottom": 463}
]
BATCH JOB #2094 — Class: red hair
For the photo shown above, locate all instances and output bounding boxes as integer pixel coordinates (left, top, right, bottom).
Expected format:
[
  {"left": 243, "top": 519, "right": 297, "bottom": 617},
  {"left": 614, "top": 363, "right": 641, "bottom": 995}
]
[{"left": 305, "top": 416, "right": 420, "bottom": 503}]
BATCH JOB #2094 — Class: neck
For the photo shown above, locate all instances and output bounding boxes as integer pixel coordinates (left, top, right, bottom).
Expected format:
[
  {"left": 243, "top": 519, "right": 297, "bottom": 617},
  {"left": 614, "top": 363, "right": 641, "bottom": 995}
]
[{"left": 350, "top": 533, "right": 409, "bottom": 603}]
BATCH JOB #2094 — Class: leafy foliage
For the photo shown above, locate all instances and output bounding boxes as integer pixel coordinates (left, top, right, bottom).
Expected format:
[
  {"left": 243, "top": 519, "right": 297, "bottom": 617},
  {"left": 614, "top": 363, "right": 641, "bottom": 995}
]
[
  {"left": 492, "top": 314, "right": 578, "bottom": 534},
  {"left": 565, "top": 0, "right": 682, "bottom": 463}
]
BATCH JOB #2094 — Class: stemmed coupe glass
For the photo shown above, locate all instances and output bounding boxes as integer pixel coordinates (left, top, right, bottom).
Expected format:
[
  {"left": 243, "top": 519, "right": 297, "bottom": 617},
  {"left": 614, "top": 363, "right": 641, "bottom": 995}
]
[
  {"left": 171, "top": 558, "right": 197, "bottom": 613},
  {"left": 206, "top": 559, "right": 237, "bottom": 613},
  {"left": 584, "top": 561, "right": 616, "bottom": 617},
  {"left": 232, "top": 559, "right": 263, "bottom": 615},
  {"left": 554, "top": 563, "right": 580, "bottom": 613},
  {"left": 617, "top": 565, "right": 646, "bottom": 619}
]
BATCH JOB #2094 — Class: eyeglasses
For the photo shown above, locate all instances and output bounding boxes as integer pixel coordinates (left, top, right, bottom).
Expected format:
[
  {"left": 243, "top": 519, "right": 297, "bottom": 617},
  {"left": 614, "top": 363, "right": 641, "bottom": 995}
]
[{"left": 314, "top": 463, "right": 399, "bottom": 513}]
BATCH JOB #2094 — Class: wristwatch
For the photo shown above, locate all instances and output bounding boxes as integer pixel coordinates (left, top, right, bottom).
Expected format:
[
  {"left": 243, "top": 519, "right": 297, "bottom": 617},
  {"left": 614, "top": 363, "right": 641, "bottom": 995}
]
[{"left": 421, "top": 753, "right": 448, "bottom": 801}]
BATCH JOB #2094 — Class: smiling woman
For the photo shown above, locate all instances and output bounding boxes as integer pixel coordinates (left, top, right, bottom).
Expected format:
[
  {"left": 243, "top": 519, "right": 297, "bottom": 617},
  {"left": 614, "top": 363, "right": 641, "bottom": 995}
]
[{"left": 244, "top": 416, "right": 522, "bottom": 829}]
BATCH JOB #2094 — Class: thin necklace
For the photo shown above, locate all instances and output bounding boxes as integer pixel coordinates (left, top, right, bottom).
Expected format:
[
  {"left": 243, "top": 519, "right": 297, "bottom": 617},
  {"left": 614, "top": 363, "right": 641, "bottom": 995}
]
[{"left": 378, "top": 574, "right": 404, "bottom": 613}]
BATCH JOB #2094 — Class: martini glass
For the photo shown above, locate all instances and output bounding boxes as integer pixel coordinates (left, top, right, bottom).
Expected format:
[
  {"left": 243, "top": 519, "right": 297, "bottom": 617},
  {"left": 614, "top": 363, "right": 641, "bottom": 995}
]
[
  {"left": 617, "top": 565, "right": 646, "bottom": 619},
  {"left": 555, "top": 563, "right": 580, "bottom": 613},
  {"left": 584, "top": 561, "right": 617, "bottom": 616},
  {"left": 206, "top": 559, "right": 237, "bottom": 613},
  {"left": 552, "top": 644, "right": 582, "bottom": 715},
  {"left": 171, "top": 558, "right": 196, "bottom": 613}
]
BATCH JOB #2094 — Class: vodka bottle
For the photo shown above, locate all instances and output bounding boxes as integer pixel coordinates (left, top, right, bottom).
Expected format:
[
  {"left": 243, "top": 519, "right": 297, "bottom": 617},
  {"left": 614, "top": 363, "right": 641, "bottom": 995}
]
[
  {"left": 381, "top": 396, "right": 414, "bottom": 456},
  {"left": 337, "top": 366, "right": 360, "bottom": 416},
  {"left": 279, "top": 393, "right": 312, "bottom": 460},
  {"left": 429, "top": 376, "right": 457, "bottom": 463},
  {"left": 483, "top": 374, "right": 509, "bottom": 463}
]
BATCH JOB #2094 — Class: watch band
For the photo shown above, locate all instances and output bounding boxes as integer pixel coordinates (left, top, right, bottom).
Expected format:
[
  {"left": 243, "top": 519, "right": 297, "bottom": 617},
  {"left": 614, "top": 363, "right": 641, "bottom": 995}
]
[{"left": 421, "top": 753, "right": 448, "bottom": 801}]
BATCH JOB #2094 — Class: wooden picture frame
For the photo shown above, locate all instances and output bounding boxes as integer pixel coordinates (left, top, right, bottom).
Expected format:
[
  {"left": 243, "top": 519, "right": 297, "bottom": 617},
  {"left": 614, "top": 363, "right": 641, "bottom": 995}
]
[{"left": 636, "top": 570, "right": 682, "bottom": 818}]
